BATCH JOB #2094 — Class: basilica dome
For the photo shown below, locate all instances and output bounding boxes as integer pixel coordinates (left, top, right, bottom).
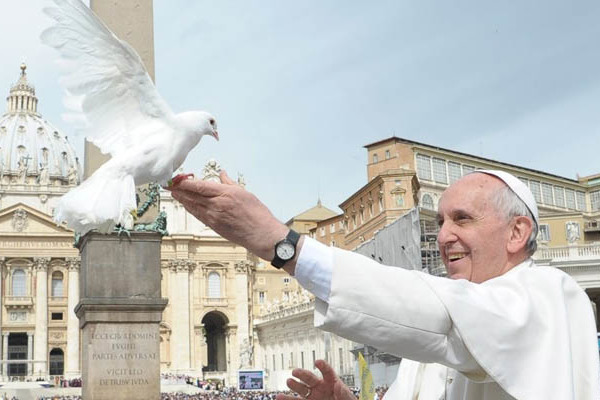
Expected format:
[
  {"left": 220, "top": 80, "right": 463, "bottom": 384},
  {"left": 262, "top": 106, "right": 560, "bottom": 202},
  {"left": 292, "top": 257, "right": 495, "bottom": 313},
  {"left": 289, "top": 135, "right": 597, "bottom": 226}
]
[{"left": 0, "top": 64, "right": 81, "bottom": 188}]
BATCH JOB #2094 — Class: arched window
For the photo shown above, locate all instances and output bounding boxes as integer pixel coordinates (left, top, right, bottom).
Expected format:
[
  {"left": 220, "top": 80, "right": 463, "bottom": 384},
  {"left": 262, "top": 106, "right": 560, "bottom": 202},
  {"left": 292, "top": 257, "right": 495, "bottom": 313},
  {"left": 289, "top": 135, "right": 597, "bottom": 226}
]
[
  {"left": 208, "top": 272, "right": 221, "bottom": 298},
  {"left": 422, "top": 194, "right": 435, "bottom": 210},
  {"left": 49, "top": 348, "right": 64, "bottom": 375},
  {"left": 52, "top": 271, "right": 64, "bottom": 297},
  {"left": 12, "top": 270, "right": 26, "bottom": 297}
]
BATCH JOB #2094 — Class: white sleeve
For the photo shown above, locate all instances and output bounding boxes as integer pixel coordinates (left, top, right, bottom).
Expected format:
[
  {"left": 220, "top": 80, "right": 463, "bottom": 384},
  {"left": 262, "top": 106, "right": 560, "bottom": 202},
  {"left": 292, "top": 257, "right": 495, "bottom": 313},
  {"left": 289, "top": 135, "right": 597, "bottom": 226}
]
[{"left": 294, "top": 237, "right": 333, "bottom": 302}]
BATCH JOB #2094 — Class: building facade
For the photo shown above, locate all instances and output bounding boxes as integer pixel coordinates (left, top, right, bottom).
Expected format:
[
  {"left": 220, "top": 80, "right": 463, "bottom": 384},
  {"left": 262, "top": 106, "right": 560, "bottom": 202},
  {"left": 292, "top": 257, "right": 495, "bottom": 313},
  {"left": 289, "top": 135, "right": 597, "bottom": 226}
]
[
  {"left": 0, "top": 67, "right": 356, "bottom": 387},
  {"left": 311, "top": 136, "right": 600, "bottom": 320}
]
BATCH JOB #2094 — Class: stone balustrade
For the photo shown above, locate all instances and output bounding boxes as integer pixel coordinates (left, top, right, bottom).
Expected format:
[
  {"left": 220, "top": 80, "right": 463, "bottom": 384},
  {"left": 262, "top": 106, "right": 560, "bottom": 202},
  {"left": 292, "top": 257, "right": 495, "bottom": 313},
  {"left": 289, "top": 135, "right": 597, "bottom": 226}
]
[{"left": 534, "top": 243, "right": 600, "bottom": 261}]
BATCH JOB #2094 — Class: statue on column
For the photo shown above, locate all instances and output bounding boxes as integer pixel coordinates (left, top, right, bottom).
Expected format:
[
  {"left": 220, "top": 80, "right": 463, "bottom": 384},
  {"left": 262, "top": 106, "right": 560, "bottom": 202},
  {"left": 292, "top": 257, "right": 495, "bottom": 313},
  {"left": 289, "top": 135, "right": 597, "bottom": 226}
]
[
  {"left": 201, "top": 159, "right": 222, "bottom": 182},
  {"left": 239, "top": 338, "right": 253, "bottom": 368}
]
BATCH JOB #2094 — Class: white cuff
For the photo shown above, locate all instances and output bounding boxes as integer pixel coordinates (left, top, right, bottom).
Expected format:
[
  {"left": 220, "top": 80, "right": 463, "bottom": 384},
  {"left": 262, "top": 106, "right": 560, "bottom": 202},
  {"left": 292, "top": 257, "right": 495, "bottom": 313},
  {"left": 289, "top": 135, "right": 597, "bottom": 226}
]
[{"left": 295, "top": 237, "right": 333, "bottom": 302}]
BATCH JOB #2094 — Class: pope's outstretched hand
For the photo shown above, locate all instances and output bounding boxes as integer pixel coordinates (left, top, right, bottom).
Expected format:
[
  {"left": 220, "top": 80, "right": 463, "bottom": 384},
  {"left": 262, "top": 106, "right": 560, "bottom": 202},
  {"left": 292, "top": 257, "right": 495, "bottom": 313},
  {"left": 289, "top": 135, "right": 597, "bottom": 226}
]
[
  {"left": 167, "top": 171, "right": 293, "bottom": 263},
  {"left": 276, "top": 360, "right": 356, "bottom": 400}
]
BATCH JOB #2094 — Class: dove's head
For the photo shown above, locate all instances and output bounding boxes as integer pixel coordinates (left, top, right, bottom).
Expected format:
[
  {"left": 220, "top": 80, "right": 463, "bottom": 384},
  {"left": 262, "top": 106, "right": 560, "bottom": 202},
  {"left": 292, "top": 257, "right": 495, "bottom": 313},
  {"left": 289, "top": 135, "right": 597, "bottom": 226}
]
[{"left": 181, "top": 111, "right": 219, "bottom": 142}]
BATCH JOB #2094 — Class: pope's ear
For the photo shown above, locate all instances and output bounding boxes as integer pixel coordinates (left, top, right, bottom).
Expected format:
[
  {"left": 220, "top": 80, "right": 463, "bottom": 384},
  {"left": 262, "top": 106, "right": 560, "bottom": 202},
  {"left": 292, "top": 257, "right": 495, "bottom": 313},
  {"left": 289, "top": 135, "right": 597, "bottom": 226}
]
[{"left": 507, "top": 216, "right": 534, "bottom": 255}]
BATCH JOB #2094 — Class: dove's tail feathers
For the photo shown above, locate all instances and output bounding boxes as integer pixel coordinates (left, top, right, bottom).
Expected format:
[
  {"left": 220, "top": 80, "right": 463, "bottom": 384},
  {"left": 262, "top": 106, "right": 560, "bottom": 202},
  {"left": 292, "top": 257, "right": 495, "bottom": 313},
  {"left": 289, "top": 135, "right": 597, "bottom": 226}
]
[{"left": 54, "top": 171, "right": 136, "bottom": 236}]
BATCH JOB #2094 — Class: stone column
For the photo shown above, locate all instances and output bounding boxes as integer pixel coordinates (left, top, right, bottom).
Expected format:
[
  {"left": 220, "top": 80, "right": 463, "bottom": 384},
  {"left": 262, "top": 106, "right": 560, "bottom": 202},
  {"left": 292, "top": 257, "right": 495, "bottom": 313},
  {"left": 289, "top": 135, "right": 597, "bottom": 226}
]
[
  {"left": 234, "top": 261, "right": 251, "bottom": 369},
  {"left": 76, "top": 233, "right": 167, "bottom": 400},
  {"left": 169, "top": 260, "right": 194, "bottom": 372},
  {"left": 27, "top": 332, "right": 33, "bottom": 376},
  {"left": 2, "top": 333, "right": 8, "bottom": 377},
  {"left": 34, "top": 257, "right": 50, "bottom": 377},
  {"left": 65, "top": 257, "right": 80, "bottom": 378}
]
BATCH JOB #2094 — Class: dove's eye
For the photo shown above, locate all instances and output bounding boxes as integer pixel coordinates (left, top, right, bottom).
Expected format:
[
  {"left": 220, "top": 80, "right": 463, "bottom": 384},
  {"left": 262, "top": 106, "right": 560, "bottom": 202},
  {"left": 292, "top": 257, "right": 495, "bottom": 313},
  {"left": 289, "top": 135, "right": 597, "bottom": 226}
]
[{"left": 209, "top": 119, "right": 215, "bottom": 126}]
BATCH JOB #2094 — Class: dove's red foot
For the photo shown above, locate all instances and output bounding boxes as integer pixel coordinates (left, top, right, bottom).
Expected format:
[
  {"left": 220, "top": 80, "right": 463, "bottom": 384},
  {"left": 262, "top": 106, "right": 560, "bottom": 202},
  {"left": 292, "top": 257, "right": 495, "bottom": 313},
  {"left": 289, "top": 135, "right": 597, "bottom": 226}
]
[{"left": 168, "top": 173, "right": 195, "bottom": 187}]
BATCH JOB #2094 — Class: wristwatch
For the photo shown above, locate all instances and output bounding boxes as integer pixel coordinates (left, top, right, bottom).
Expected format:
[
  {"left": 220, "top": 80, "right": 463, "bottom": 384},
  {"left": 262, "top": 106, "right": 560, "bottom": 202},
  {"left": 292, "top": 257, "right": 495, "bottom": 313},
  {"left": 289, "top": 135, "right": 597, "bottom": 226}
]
[{"left": 271, "top": 229, "right": 300, "bottom": 269}]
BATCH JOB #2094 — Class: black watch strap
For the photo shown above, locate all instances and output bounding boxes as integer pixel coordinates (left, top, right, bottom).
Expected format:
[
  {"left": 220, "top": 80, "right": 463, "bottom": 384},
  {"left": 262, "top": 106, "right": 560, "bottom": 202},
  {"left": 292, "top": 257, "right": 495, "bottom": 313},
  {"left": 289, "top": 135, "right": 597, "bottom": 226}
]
[{"left": 271, "top": 229, "right": 300, "bottom": 269}]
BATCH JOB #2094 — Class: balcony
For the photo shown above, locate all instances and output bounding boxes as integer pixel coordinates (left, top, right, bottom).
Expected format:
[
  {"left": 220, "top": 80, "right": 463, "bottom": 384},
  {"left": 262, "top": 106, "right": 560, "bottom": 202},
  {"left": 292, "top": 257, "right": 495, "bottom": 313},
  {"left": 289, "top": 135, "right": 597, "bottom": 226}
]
[
  {"left": 4, "top": 296, "right": 33, "bottom": 309},
  {"left": 585, "top": 221, "right": 600, "bottom": 233},
  {"left": 534, "top": 243, "right": 600, "bottom": 261},
  {"left": 202, "top": 297, "right": 228, "bottom": 307}
]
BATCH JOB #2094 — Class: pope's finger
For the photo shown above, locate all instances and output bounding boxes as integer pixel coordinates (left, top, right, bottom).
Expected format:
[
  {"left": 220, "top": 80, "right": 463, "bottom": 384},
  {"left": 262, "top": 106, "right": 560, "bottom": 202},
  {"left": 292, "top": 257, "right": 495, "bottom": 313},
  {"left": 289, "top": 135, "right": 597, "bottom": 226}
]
[
  {"left": 170, "top": 178, "right": 225, "bottom": 198},
  {"left": 286, "top": 377, "right": 312, "bottom": 397},
  {"left": 220, "top": 170, "right": 235, "bottom": 185},
  {"left": 170, "top": 189, "right": 210, "bottom": 207},
  {"left": 315, "top": 359, "right": 337, "bottom": 384},
  {"left": 291, "top": 368, "right": 322, "bottom": 389}
]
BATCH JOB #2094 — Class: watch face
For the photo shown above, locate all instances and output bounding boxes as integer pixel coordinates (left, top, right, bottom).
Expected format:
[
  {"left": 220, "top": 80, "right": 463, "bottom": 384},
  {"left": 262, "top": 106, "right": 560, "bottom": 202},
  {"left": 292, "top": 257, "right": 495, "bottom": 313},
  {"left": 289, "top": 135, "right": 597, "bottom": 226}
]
[{"left": 276, "top": 241, "right": 295, "bottom": 260}]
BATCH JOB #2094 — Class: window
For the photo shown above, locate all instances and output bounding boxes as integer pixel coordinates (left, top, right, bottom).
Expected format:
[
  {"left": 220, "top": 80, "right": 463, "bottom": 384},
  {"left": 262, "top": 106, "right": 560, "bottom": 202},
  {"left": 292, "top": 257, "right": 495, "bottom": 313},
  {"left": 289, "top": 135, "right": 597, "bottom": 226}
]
[
  {"left": 51, "top": 271, "right": 63, "bottom": 297},
  {"left": 330, "top": 240, "right": 336, "bottom": 247},
  {"left": 301, "top": 351, "right": 305, "bottom": 368},
  {"left": 281, "top": 354, "right": 284, "bottom": 370},
  {"left": 289, "top": 352, "right": 294, "bottom": 368},
  {"left": 448, "top": 162, "right": 462, "bottom": 183},
  {"left": 553, "top": 186, "right": 565, "bottom": 208},
  {"left": 320, "top": 227, "right": 325, "bottom": 237},
  {"left": 330, "top": 223, "right": 335, "bottom": 234},
  {"left": 432, "top": 158, "right": 447, "bottom": 184},
  {"left": 51, "top": 312, "right": 63, "bottom": 321},
  {"left": 339, "top": 348, "right": 344, "bottom": 371},
  {"left": 273, "top": 355, "right": 276, "bottom": 371},
  {"left": 385, "top": 150, "right": 390, "bottom": 160},
  {"left": 565, "top": 189, "right": 576, "bottom": 209},
  {"left": 369, "top": 202, "right": 374, "bottom": 217},
  {"left": 538, "top": 224, "right": 550, "bottom": 241},
  {"left": 283, "top": 277, "right": 290, "bottom": 285},
  {"left": 359, "top": 209, "right": 364, "bottom": 224},
  {"left": 416, "top": 154, "right": 432, "bottom": 181},
  {"left": 421, "top": 194, "right": 434, "bottom": 210},
  {"left": 207, "top": 272, "right": 221, "bottom": 298},
  {"left": 591, "top": 191, "right": 600, "bottom": 212},
  {"left": 372, "top": 153, "right": 378, "bottom": 163},
  {"left": 541, "top": 183, "right": 553, "bottom": 205},
  {"left": 576, "top": 191, "right": 587, "bottom": 211},
  {"left": 258, "top": 292, "right": 265, "bottom": 304},
  {"left": 462, "top": 165, "right": 475, "bottom": 176},
  {"left": 312, "top": 350, "right": 316, "bottom": 365},
  {"left": 529, "top": 181, "right": 541, "bottom": 202},
  {"left": 49, "top": 348, "right": 64, "bottom": 376},
  {"left": 12, "top": 270, "right": 26, "bottom": 297}
]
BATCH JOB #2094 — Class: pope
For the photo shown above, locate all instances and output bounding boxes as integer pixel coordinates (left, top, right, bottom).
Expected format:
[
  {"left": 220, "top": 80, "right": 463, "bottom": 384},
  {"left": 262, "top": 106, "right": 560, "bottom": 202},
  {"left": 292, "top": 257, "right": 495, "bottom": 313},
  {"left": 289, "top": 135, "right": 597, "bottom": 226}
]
[{"left": 167, "top": 169, "right": 599, "bottom": 400}]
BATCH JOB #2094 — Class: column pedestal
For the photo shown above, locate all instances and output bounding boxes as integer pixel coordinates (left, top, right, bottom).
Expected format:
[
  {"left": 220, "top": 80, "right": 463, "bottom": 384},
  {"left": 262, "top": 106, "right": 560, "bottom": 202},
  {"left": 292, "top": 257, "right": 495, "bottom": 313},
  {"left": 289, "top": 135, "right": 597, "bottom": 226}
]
[{"left": 75, "top": 232, "right": 167, "bottom": 400}]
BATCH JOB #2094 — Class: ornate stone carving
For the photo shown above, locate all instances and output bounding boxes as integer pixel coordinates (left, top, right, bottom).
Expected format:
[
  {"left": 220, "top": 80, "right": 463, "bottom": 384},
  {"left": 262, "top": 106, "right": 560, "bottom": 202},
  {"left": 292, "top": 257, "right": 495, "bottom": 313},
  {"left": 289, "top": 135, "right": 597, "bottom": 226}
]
[
  {"left": 237, "top": 173, "right": 246, "bottom": 188},
  {"left": 234, "top": 261, "right": 252, "bottom": 274},
  {"left": 566, "top": 222, "right": 580, "bottom": 244},
  {"left": 12, "top": 209, "right": 28, "bottom": 232},
  {"left": 168, "top": 259, "right": 196, "bottom": 273},
  {"left": 66, "top": 257, "right": 80, "bottom": 271},
  {"left": 33, "top": 257, "right": 50, "bottom": 271},
  {"left": 9, "top": 312, "right": 27, "bottom": 322},
  {"left": 239, "top": 338, "right": 253, "bottom": 368},
  {"left": 201, "top": 159, "right": 222, "bottom": 182}
]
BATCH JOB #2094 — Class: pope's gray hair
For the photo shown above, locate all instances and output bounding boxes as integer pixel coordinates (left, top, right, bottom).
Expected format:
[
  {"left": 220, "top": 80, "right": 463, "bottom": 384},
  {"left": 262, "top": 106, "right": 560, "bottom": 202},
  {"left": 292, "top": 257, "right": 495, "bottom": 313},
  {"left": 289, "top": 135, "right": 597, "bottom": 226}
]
[{"left": 492, "top": 185, "right": 538, "bottom": 256}]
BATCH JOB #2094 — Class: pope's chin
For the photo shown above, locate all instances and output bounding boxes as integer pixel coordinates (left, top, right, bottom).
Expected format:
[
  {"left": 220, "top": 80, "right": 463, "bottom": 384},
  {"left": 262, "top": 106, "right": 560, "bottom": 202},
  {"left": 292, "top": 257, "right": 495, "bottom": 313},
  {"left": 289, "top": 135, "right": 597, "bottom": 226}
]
[{"left": 445, "top": 258, "right": 471, "bottom": 281}]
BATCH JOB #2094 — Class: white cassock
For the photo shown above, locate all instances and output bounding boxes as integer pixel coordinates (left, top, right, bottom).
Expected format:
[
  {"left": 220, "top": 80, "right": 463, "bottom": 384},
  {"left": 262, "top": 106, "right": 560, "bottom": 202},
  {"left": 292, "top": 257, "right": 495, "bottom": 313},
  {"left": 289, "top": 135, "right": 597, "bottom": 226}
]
[{"left": 296, "top": 238, "right": 599, "bottom": 400}]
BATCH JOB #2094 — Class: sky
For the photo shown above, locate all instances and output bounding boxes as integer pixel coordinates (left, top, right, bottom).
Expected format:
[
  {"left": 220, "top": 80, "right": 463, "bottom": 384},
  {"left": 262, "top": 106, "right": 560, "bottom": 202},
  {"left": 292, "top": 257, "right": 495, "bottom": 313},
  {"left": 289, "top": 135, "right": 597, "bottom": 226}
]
[{"left": 1, "top": 1, "right": 600, "bottom": 221}]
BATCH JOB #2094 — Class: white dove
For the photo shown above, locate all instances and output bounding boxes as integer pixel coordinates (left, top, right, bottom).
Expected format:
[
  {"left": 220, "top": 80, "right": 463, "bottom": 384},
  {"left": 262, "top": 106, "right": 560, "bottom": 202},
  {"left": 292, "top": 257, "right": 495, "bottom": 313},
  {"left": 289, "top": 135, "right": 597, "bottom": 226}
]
[{"left": 42, "top": 0, "right": 219, "bottom": 235}]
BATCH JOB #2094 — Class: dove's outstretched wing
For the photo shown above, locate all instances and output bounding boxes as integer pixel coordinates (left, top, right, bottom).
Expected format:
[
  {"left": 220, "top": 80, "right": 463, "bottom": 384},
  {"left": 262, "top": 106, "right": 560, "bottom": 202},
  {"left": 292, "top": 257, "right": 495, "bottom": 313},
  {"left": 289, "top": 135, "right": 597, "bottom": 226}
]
[{"left": 41, "top": 0, "right": 174, "bottom": 157}]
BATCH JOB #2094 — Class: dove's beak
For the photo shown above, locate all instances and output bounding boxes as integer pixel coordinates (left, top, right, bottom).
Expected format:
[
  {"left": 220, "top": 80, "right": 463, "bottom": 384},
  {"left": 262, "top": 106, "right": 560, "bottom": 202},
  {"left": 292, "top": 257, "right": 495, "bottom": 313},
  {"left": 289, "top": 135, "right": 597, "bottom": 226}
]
[{"left": 212, "top": 131, "right": 219, "bottom": 141}]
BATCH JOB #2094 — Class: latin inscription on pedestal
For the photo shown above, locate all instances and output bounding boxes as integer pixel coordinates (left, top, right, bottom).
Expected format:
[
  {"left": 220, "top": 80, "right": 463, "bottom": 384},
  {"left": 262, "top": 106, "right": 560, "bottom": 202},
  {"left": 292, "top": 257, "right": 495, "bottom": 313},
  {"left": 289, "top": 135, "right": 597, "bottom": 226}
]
[{"left": 83, "top": 323, "right": 160, "bottom": 400}]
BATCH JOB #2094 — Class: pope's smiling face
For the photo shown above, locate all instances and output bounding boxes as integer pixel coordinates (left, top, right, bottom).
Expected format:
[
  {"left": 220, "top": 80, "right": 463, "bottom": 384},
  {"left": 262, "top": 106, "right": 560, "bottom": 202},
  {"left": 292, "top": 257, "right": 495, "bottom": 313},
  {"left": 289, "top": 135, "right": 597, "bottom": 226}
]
[{"left": 436, "top": 173, "right": 513, "bottom": 283}]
